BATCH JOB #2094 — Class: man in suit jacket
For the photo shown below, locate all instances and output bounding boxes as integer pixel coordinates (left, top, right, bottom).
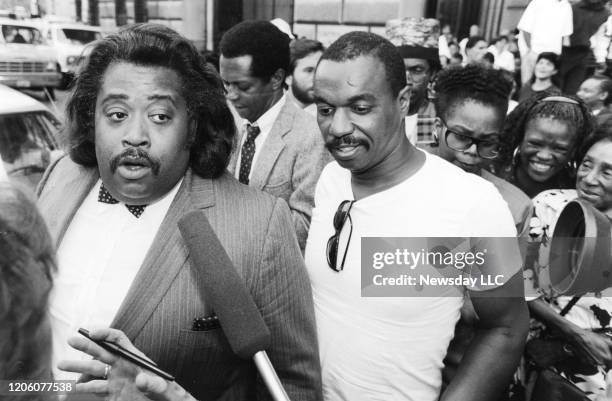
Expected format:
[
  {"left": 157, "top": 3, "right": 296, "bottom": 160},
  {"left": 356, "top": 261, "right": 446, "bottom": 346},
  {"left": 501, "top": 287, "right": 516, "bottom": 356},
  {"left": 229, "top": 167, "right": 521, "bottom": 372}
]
[
  {"left": 38, "top": 24, "right": 321, "bottom": 401},
  {"left": 219, "top": 21, "right": 330, "bottom": 250}
]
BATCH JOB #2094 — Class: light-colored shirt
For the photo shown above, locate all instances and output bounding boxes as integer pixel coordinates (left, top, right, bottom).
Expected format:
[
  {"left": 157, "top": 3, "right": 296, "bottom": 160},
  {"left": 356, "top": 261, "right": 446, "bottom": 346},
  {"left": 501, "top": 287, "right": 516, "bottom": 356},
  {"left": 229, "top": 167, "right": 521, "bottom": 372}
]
[
  {"left": 439, "top": 35, "right": 452, "bottom": 59},
  {"left": 305, "top": 153, "right": 520, "bottom": 400},
  {"left": 518, "top": 0, "right": 573, "bottom": 54},
  {"left": 488, "top": 45, "right": 516, "bottom": 72},
  {"left": 50, "top": 178, "right": 182, "bottom": 381},
  {"left": 235, "top": 95, "right": 286, "bottom": 180}
]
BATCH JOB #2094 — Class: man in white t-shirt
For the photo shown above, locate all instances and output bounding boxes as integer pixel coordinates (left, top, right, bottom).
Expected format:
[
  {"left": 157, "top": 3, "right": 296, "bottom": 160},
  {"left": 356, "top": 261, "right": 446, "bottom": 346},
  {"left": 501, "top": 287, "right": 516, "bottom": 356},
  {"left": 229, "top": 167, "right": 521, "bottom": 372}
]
[
  {"left": 308, "top": 31, "right": 529, "bottom": 401},
  {"left": 518, "top": 0, "right": 573, "bottom": 83}
]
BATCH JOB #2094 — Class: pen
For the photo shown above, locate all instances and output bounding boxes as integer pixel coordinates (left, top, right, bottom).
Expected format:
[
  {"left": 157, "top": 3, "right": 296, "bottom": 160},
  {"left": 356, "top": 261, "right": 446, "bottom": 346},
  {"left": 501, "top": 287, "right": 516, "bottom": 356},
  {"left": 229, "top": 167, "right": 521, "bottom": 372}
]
[{"left": 78, "top": 328, "right": 175, "bottom": 381}]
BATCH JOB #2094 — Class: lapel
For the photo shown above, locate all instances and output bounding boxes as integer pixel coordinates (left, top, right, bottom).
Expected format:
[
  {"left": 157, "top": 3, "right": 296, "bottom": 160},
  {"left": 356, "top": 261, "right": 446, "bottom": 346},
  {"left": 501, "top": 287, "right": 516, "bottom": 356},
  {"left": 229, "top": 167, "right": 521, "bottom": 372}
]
[
  {"left": 40, "top": 163, "right": 98, "bottom": 248},
  {"left": 111, "top": 169, "right": 215, "bottom": 339},
  {"left": 227, "top": 123, "right": 244, "bottom": 174},
  {"left": 248, "top": 101, "right": 294, "bottom": 189}
]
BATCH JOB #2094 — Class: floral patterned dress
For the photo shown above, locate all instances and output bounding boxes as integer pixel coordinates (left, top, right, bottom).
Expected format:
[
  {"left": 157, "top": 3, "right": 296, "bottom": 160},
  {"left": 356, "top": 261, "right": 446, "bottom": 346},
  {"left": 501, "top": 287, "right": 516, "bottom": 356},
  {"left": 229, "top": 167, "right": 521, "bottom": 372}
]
[{"left": 525, "top": 189, "right": 612, "bottom": 399}]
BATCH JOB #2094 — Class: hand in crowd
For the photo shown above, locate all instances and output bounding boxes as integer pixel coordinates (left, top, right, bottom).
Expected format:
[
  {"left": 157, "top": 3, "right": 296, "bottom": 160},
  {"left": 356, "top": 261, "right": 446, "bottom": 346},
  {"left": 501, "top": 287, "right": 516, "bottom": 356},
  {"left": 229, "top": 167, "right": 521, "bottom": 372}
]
[
  {"left": 569, "top": 328, "right": 612, "bottom": 369},
  {"left": 58, "top": 328, "right": 196, "bottom": 401}
]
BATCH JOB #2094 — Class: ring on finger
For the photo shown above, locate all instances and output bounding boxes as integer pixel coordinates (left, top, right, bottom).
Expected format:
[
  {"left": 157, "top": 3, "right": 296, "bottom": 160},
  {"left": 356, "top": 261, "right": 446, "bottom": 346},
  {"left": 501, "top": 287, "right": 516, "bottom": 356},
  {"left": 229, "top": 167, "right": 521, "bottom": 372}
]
[{"left": 103, "top": 364, "right": 111, "bottom": 380}]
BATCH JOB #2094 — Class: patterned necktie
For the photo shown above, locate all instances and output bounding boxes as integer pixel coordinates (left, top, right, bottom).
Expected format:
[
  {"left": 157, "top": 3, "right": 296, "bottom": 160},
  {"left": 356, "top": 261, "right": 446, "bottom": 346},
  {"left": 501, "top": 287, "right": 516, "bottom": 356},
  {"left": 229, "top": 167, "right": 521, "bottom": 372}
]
[
  {"left": 238, "top": 124, "right": 261, "bottom": 185},
  {"left": 98, "top": 184, "right": 147, "bottom": 218}
]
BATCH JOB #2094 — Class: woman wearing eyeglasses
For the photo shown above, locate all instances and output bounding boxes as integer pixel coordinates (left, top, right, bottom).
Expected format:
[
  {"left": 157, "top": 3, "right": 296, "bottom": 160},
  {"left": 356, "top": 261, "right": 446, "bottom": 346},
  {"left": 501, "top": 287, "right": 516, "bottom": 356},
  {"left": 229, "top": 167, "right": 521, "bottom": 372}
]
[
  {"left": 497, "top": 92, "right": 594, "bottom": 199},
  {"left": 433, "top": 64, "right": 534, "bottom": 396},
  {"left": 434, "top": 64, "right": 533, "bottom": 238}
]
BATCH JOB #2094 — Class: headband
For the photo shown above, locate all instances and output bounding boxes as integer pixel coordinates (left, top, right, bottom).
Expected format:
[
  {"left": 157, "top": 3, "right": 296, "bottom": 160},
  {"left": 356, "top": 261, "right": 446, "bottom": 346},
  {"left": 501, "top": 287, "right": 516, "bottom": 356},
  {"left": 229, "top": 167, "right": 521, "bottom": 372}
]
[{"left": 539, "top": 96, "right": 579, "bottom": 105}]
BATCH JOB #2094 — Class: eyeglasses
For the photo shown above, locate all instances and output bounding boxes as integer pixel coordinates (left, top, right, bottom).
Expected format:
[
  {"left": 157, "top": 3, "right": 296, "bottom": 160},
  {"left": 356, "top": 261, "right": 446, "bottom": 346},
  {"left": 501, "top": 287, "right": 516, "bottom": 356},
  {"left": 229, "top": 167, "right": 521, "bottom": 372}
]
[
  {"left": 442, "top": 122, "right": 501, "bottom": 160},
  {"left": 326, "top": 200, "right": 355, "bottom": 272}
]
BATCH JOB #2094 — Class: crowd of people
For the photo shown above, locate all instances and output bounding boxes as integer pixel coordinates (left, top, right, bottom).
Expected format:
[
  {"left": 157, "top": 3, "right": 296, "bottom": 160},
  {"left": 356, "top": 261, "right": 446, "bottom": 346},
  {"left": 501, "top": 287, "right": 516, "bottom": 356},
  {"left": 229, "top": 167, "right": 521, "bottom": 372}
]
[{"left": 2, "top": 1, "right": 612, "bottom": 401}]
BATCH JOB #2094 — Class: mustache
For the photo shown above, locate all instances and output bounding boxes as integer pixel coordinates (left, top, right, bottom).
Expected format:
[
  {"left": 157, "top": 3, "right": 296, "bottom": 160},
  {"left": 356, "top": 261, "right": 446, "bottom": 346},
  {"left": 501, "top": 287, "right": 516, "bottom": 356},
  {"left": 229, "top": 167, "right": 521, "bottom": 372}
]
[
  {"left": 325, "top": 134, "right": 366, "bottom": 150},
  {"left": 109, "top": 148, "right": 161, "bottom": 176}
]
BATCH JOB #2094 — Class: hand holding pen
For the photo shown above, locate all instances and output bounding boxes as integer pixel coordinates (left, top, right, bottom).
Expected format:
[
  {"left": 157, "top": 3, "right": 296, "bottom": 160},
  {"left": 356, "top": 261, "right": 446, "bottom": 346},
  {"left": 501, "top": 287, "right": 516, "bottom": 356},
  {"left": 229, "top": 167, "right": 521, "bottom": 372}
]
[{"left": 58, "top": 327, "right": 197, "bottom": 401}]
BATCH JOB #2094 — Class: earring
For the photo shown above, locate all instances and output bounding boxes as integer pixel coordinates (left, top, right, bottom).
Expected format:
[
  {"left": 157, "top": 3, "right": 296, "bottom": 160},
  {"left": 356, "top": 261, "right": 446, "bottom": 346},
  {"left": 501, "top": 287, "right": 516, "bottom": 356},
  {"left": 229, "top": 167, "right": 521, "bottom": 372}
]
[{"left": 512, "top": 147, "right": 520, "bottom": 166}]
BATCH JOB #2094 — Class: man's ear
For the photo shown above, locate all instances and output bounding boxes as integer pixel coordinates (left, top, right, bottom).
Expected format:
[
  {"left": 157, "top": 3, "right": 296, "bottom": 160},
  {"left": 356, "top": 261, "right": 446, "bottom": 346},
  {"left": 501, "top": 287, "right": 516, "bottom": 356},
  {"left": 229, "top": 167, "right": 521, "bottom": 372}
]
[
  {"left": 599, "top": 90, "right": 609, "bottom": 103},
  {"left": 398, "top": 85, "right": 411, "bottom": 116},
  {"left": 433, "top": 117, "right": 444, "bottom": 141},
  {"left": 270, "top": 68, "right": 287, "bottom": 90},
  {"left": 285, "top": 74, "right": 293, "bottom": 87}
]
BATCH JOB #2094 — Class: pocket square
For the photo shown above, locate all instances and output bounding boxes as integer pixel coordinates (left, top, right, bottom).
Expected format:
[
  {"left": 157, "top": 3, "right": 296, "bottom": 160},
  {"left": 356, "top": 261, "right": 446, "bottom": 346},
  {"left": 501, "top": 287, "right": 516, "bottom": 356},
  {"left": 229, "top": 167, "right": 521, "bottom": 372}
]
[{"left": 192, "top": 314, "right": 220, "bottom": 331}]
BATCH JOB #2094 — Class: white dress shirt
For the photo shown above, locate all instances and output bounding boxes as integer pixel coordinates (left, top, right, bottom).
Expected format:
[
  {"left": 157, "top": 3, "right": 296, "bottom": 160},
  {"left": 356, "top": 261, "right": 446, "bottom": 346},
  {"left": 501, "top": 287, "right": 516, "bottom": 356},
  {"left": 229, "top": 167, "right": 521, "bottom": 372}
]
[
  {"left": 234, "top": 95, "right": 286, "bottom": 180},
  {"left": 50, "top": 178, "right": 182, "bottom": 381}
]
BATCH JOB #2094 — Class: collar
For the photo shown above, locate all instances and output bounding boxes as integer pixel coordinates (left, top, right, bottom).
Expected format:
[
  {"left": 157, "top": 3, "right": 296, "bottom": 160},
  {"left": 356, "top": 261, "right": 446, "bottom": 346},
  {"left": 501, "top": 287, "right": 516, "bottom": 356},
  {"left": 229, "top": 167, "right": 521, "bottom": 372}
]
[
  {"left": 243, "top": 94, "right": 286, "bottom": 134},
  {"left": 96, "top": 176, "right": 184, "bottom": 208}
]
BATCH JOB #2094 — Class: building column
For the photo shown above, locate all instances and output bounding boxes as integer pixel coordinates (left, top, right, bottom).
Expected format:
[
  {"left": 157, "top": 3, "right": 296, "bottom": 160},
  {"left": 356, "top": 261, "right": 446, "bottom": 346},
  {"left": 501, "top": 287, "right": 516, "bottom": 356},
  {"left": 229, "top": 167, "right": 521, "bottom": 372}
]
[
  {"left": 183, "top": 0, "right": 207, "bottom": 51},
  {"left": 115, "top": 0, "right": 127, "bottom": 26},
  {"left": 89, "top": 0, "right": 99, "bottom": 25},
  {"left": 480, "top": 0, "right": 505, "bottom": 40},
  {"left": 399, "top": 0, "right": 427, "bottom": 18},
  {"left": 134, "top": 0, "right": 147, "bottom": 22}
]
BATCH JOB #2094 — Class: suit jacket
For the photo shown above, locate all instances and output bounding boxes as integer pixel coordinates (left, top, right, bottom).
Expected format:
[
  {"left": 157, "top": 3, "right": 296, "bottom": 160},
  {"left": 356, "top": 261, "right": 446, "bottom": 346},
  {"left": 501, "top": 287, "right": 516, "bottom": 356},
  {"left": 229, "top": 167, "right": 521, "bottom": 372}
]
[
  {"left": 596, "top": 107, "right": 612, "bottom": 127},
  {"left": 228, "top": 100, "right": 331, "bottom": 250},
  {"left": 37, "top": 156, "right": 322, "bottom": 401}
]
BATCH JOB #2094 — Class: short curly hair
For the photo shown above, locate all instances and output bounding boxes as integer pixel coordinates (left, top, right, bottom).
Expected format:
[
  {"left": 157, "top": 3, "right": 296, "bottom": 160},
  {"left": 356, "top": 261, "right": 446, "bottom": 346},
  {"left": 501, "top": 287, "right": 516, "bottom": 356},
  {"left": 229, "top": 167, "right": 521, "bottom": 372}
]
[
  {"left": 219, "top": 20, "right": 291, "bottom": 81},
  {"left": 0, "top": 182, "right": 55, "bottom": 387},
  {"left": 66, "top": 23, "right": 235, "bottom": 179},
  {"left": 319, "top": 31, "right": 407, "bottom": 97},
  {"left": 433, "top": 64, "right": 512, "bottom": 120},
  {"left": 498, "top": 92, "right": 594, "bottom": 168}
]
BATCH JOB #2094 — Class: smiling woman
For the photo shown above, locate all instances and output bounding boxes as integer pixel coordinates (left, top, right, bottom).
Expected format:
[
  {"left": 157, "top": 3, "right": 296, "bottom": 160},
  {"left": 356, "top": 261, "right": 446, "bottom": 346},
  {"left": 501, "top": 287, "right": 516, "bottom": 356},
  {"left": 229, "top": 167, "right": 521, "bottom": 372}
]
[
  {"left": 498, "top": 92, "right": 594, "bottom": 198},
  {"left": 523, "top": 123, "right": 612, "bottom": 399}
]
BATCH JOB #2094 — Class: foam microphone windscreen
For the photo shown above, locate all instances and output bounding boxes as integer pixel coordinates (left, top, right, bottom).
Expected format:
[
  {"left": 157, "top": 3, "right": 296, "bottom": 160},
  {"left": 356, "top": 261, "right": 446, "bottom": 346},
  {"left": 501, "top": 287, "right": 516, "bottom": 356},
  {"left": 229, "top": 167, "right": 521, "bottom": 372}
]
[{"left": 178, "top": 211, "right": 271, "bottom": 359}]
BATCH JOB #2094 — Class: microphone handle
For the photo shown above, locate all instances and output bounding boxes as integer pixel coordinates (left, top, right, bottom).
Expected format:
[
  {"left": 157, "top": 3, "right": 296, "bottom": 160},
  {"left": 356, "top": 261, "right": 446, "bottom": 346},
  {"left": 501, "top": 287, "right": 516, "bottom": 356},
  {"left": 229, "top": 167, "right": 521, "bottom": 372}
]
[{"left": 253, "top": 351, "right": 291, "bottom": 401}]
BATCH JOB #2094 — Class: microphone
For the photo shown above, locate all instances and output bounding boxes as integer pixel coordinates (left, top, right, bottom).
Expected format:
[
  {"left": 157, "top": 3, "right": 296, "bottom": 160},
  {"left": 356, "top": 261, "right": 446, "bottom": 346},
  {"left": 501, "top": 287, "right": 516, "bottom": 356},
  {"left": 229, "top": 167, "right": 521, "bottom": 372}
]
[{"left": 178, "top": 211, "right": 290, "bottom": 401}]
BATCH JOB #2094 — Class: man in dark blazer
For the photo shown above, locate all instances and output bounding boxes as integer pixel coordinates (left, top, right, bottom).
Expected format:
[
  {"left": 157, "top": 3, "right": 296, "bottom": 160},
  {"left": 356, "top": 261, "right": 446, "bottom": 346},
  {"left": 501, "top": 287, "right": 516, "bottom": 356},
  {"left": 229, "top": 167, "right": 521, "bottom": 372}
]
[
  {"left": 38, "top": 24, "right": 321, "bottom": 401},
  {"left": 219, "top": 21, "right": 331, "bottom": 250}
]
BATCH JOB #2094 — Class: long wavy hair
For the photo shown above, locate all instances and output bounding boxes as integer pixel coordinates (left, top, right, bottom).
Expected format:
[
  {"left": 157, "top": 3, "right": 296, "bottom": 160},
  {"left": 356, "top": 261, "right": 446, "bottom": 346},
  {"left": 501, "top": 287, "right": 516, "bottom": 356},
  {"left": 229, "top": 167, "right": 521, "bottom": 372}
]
[
  {"left": 66, "top": 23, "right": 236, "bottom": 178},
  {"left": 0, "top": 183, "right": 55, "bottom": 399}
]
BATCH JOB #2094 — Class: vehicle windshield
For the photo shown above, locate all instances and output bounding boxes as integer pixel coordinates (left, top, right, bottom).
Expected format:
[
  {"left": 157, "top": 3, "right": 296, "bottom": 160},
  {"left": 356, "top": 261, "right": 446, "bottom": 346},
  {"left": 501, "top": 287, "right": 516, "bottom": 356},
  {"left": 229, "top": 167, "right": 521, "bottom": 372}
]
[
  {"left": 59, "top": 28, "right": 101, "bottom": 45},
  {"left": 0, "top": 111, "right": 60, "bottom": 189},
  {"left": 1, "top": 24, "right": 43, "bottom": 44}
]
